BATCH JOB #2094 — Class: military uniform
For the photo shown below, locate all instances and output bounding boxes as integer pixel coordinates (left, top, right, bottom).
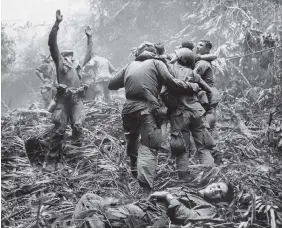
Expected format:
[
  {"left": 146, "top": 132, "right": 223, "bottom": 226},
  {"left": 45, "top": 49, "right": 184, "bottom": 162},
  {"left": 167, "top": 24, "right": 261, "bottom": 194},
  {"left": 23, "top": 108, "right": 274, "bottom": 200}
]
[
  {"left": 194, "top": 60, "right": 221, "bottom": 163},
  {"left": 163, "top": 62, "right": 215, "bottom": 173},
  {"left": 36, "top": 63, "right": 56, "bottom": 108},
  {"left": 108, "top": 49, "right": 196, "bottom": 192},
  {"left": 71, "top": 189, "right": 216, "bottom": 228},
  {"left": 194, "top": 60, "right": 221, "bottom": 133},
  {"left": 48, "top": 22, "right": 85, "bottom": 155},
  {"left": 84, "top": 56, "right": 116, "bottom": 103}
]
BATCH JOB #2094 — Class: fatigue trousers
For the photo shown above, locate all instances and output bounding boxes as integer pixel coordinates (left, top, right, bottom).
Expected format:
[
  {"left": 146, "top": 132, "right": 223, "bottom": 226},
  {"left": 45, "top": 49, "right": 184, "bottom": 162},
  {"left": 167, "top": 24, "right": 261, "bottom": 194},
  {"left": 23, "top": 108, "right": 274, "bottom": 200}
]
[
  {"left": 122, "top": 108, "right": 162, "bottom": 190},
  {"left": 41, "top": 83, "right": 57, "bottom": 109},
  {"left": 94, "top": 81, "right": 112, "bottom": 103},
  {"left": 72, "top": 193, "right": 158, "bottom": 228},
  {"left": 205, "top": 106, "right": 217, "bottom": 135},
  {"left": 205, "top": 105, "right": 223, "bottom": 164},
  {"left": 50, "top": 91, "right": 85, "bottom": 156},
  {"left": 169, "top": 107, "right": 215, "bottom": 179}
]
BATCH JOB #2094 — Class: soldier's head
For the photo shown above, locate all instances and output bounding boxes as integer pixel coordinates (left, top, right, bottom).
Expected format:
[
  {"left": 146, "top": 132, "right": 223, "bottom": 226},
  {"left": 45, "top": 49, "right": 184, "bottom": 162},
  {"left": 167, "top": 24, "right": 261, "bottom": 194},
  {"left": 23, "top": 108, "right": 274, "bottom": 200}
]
[
  {"left": 61, "top": 49, "right": 74, "bottom": 62},
  {"left": 201, "top": 181, "right": 234, "bottom": 203},
  {"left": 154, "top": 42, "right": 165, "bottom": 55},
  {"left": 40, "top": 54, "right": 52, "bottom": 64},
  {"left": 196, "top": 40, "right": 212, "bottom": 55},
  {"left": 135, "top": 41, "right": 157, "bottom": 57},
  {"left": 171, "top": 48, "right": 195, "bottom": 68},
  {"left": 181, "top": 40, "right": 194, "bottom": 50}
]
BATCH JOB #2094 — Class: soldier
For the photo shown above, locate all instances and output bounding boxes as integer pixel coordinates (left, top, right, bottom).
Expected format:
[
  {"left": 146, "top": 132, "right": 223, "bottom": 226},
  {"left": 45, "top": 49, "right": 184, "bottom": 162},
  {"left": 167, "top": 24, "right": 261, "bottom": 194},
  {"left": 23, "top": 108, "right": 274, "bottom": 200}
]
[
  {"left": 48, "top": 10, "right": 88, "bottom": 156},
  {"left": 194, "top": 40, "right": 221, "bottom": 133},
  {"left": 161, "top": 48, "right": 215, "bottom": 179},
  {"left": 81, "top": 34, "right": 117, "bottom": 102},
  {"left": 108, "top": 42, "right": 200, "bottom": 197},
  {"left": 71, "top": 180, "right": 234, "bottom": 228},
  {"left": 35, "top": 55, "right": 57, "bottom": 108}
]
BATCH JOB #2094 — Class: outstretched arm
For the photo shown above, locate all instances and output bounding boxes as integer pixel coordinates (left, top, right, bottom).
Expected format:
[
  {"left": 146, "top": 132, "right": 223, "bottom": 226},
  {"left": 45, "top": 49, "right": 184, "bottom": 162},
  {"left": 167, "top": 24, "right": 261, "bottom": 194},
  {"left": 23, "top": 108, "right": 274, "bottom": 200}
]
[
  {"left": 80, "top": 26, "right": 93, "bottom": 68},
  {"left": 48, "top": 9, "right": 63, "bottom": 84},
  {"left": 154, "top": 60, "right": 199, "bottom": 94},
  {"left": 197, "top": 54, "right": 217, "bottom": 62},
  {"left": 108, "top": 61, "right": 117, "bottom": 74},
  {"left": 108, "top": 64, "right": 128, "bottom": 90},
  {"left": 35, "top": 70, "right": 45, "bottom": 82}
]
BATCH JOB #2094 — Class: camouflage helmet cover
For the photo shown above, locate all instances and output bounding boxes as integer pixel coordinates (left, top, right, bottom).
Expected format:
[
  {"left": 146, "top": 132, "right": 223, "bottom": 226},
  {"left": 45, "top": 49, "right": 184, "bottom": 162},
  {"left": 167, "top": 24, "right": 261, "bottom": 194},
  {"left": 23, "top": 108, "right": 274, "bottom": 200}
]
[
  {"left": 174, "top": 48, "right": 195, "bottom": 67},
  {"left": 135, "top": 41, "right": 157, "bottom": 57},
  {"left": 61, "top": 49, "right": 74, "bottom": 57}
]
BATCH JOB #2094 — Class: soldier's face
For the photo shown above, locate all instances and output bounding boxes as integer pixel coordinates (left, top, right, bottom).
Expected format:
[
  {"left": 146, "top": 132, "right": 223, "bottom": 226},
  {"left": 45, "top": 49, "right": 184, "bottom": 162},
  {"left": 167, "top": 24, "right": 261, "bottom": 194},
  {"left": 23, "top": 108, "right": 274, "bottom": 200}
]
[
  {"left": 196, "top": 41, "right": 207, "bottom": 55},
  {"left": 203, "top": 182, "right": 228, "bottom": 201}
]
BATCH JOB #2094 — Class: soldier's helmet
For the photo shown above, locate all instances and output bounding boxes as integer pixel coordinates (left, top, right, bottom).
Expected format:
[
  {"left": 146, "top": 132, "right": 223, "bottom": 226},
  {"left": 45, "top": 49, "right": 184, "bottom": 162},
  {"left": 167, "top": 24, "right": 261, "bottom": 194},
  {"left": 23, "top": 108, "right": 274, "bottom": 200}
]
[
  {"left": 174, "top": 48, "right": 195, "bottom": 67},
  {"left": 135, "top": 41, "right": 156, "bottom": 57},
  {"left": 61, "top": 49, "right": 74, "bottom": 57},
  {"left": 40, "top": 54, "right": 52, "bottom": 63}
]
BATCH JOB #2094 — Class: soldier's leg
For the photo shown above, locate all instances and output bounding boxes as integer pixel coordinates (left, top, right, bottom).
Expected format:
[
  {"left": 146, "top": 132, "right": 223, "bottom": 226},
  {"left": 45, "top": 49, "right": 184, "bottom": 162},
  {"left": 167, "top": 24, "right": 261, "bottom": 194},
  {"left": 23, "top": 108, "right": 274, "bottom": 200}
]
[
  {"left": 84, "top": 79, "right": 95, "bottom": 100},
  {"left": 190, "top": 115, "right": 215, "bottom": 166},
  {"left": 122, "top": 112, "right": 141, "bottom": 178},
  {"left": 93, "top": 82, "right": 103, "bottom": 101},
  {"left": 72, "top": 193, "right": 105, "bottom": 228},
  {"left": 205, "top": 106, "right": 222, "bottom": 164},
  {"left": 205, "top": 106, "right": 216, "bottom": 134},
  {"left": 70, "top": 96, "right": 85, "bottom": 147},
  {"left": 169, "top": 109, "right": 191, "bottom": 180},
  {"left": 102, "top": 81, "right": 112, "bottom": 103},
  {"left": 50, "top": 99, "right": 68, "bottom": 157},
  {"left": 138, "top": 109, "right": 162, "bottom": 196}
]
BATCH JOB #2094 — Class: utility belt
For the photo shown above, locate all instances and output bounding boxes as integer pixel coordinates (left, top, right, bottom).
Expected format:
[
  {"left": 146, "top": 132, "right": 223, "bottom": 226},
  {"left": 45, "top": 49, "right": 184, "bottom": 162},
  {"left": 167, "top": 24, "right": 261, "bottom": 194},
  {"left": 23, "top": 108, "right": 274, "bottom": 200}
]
[
  {"left": 55, "top": 84, "right": 87, "bottom": 99},
  {"left": 48, "top": 84, "right": 88, "bottom": 113},
  {"left": 126, "top": 97, "right": 167, "bottom": 129}
]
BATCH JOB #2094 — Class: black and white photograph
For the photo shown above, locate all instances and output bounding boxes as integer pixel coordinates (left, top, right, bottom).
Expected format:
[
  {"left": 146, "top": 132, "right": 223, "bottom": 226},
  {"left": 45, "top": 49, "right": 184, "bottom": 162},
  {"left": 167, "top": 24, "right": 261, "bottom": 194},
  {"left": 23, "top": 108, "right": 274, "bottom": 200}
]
[{"left": 1, "top": 0, "right": 282, "bottom": 227}]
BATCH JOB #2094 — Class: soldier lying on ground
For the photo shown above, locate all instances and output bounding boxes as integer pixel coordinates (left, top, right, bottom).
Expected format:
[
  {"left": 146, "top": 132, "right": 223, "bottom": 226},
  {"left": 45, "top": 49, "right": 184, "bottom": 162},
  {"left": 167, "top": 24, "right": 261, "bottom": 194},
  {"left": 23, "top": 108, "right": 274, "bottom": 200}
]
[
  {"left": 47, "top": 9, "right": 88, "bottom": 157},
  {"left": 108, "top": 41, "right": 200, "bottom": 197},
  {"left": 71, "top": 180, "right": 234, "bottom": 228}
]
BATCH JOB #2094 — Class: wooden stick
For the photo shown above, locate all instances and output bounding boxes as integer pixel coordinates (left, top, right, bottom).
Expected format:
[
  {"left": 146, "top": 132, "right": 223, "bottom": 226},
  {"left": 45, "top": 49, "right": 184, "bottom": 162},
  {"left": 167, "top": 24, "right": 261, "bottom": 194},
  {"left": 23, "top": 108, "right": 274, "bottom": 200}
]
[{"left": 225, "top": 45, "right": 282, "bottom": 60}]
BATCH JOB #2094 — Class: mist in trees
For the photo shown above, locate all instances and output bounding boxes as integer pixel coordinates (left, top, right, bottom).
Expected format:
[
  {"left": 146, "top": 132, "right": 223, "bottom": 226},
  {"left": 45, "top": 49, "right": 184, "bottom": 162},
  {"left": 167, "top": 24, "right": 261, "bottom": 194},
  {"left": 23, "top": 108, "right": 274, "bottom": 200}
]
[{"left": 1, "top": 0, "right": 281, "bottom": 111}]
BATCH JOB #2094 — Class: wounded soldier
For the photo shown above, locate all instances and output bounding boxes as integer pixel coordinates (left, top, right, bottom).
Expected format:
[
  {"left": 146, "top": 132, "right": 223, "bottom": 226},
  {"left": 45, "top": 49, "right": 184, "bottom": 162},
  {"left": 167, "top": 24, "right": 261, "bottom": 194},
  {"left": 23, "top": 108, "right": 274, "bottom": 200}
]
[{"left": 71, "top": 181, "right": 234, "bottom": 228}]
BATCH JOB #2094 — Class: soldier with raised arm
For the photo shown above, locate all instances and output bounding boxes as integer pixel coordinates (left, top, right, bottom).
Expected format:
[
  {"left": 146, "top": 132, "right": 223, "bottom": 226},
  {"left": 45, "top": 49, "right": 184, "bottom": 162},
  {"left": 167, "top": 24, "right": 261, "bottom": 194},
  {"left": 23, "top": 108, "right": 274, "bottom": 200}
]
[{"left": 48, "top": 10, "right": 88, "bottom": 156}]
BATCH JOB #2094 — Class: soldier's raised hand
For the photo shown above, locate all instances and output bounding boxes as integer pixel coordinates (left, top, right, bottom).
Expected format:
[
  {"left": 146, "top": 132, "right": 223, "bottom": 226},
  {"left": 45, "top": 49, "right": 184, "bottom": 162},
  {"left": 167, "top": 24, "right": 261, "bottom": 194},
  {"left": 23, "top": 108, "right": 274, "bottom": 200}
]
[
  {"left": 56, "top": 10, "right": 63, "bottom": 23},
  {"left": 85, "top": 26, "right": 92, "bottom": 36}
]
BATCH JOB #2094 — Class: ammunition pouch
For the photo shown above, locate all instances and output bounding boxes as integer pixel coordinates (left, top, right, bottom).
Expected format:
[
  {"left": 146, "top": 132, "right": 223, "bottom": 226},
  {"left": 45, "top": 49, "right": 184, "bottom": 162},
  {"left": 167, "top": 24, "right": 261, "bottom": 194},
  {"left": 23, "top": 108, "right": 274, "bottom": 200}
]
[
  {"left": 198, "top": 90, "right": 209, "bottom": 109},
  {"left": 55, "top": 84, "right": 67, "bottom": 98},
  {"left": 152, "top": 106, "right": 168, "bottom": 129},
  {"left": 170, "top": 131, "right": 186, "bottom": 156},
  {"left": 160, "top": 87, "right": 179, "bottom": 111},
  {"left": 209, "top": 87, "right": 221, "bottom": 107}
]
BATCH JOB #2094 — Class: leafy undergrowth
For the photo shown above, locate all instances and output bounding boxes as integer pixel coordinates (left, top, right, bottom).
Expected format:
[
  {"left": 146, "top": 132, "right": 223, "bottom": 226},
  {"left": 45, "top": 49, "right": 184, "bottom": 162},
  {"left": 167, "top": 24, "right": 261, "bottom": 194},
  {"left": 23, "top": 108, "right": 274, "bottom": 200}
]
[{"left": 1, "top": 96, "right": 282, "bottom": 228}]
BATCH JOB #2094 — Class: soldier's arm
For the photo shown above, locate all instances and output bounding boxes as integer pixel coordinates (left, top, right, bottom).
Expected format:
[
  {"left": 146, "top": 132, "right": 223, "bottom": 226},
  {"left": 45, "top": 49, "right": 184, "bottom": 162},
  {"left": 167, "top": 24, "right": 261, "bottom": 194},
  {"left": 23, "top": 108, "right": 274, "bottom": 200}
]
[
  {"left": 108, "top": 61, "right": 117, "bottom": 74},
  {"left": 80, "top": 26, "right": 93, "bottom": 68},
  {"left": 48, "top": 10, "right": 64, "bottom": 83},
  {"left": 149, "top": 192, "right": 212, "bottom": 225},
  {"left": 197, "top": 54, "right": 217, "bottom": 62},
  {"left": 167, "top": 196, "right": 216, "bottom": 225},
  {"left": 193, "top": 61, "right": 209, "bottom": 77},
  {"left": 35, "top": 69, "right": 45, "bottom": 82},
  {"left": 154, "top": 60, "right": 198, "bottom": 94},
  {"left": 108, "top": 65, "right": 128, "bottom": 90}
]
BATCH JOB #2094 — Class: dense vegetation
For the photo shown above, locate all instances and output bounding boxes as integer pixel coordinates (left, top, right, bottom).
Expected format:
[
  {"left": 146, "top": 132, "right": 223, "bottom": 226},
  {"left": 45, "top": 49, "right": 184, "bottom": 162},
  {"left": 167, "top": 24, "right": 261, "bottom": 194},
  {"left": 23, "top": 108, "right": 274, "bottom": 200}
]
[{"left": 1, "top": 0, "right": 282, "bottom": 227}]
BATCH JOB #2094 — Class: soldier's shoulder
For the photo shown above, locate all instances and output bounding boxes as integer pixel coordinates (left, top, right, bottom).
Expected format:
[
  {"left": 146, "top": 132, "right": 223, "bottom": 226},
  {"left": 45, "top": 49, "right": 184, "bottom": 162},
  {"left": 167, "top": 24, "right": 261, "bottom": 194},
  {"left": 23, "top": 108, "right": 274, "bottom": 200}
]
[{"left": 196, "top": 59, "right": 211, "bottom": 67}]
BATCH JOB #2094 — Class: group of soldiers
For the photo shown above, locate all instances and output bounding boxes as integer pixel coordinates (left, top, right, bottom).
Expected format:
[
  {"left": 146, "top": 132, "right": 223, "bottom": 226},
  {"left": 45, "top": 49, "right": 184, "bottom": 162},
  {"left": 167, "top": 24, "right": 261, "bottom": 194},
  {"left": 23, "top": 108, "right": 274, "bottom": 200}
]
[{"left": 38, "top": 10, "right": 232, "bottom": 227}]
